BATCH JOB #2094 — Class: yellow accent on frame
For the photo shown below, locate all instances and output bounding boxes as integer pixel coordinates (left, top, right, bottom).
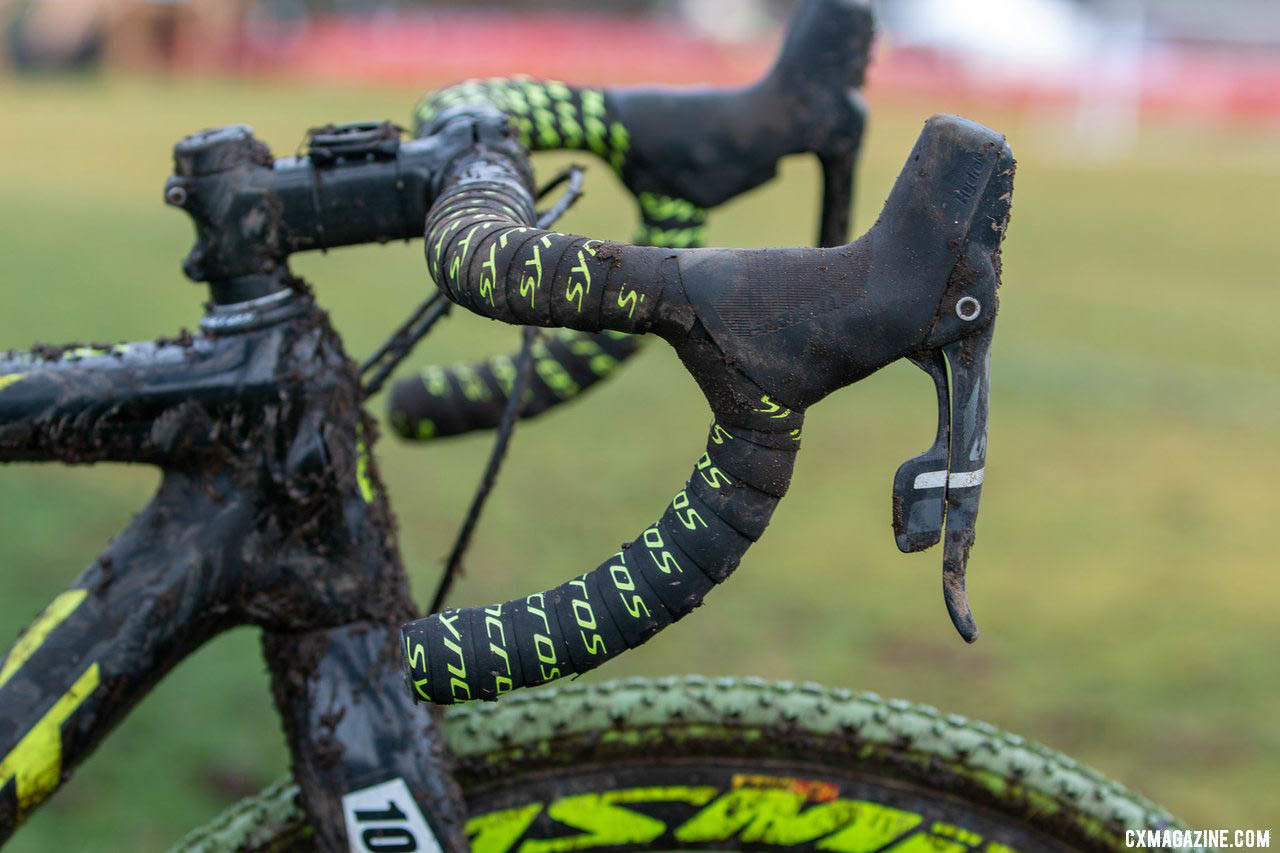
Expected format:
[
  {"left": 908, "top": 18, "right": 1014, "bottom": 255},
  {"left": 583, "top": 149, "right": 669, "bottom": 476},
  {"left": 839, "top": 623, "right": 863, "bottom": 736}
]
[
  {"left": 0, "top": 664, "right": 100, "bottom": 817},
  {"left": 0, "top": 589, "right": 87, "bottom": 690},
  {"left": 356, "top": 439, "right": 376, "bottom": 504},
  {"left": 0, "top": 373, "right": 25, "bottom": 393}
]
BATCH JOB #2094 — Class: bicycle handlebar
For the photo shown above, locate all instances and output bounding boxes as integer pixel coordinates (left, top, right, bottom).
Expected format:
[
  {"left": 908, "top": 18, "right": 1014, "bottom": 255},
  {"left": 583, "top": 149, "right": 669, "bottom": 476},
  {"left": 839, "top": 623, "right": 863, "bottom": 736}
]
[
  {"left": 413, "top": 0, "right": 871, "bottom": 249},
  {"left": 401, "top": 109, "right": 1015, "bottom": 703},
  {"left": 165, "top": 120, "right": 477, "bottom": 304},
  {"left": 388, "top": 0, "right": 873, "bottom": 444},
  {"left": 405, "top": 421, "right": 794, "bottom": 703},
  {"left": 388, "top": 329, "right": 637, "bottom": 440}
]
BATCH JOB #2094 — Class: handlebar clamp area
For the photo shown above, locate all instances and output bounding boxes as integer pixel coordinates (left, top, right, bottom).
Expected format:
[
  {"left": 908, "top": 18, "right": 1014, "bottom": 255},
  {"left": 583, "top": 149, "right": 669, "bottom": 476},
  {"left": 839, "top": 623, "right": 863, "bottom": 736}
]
[
  {"left": 163, "top": 112, "right": 520, "bottom": 306},
  {"left": 305, "top": 120, "right": 402, "bottom": 164}
]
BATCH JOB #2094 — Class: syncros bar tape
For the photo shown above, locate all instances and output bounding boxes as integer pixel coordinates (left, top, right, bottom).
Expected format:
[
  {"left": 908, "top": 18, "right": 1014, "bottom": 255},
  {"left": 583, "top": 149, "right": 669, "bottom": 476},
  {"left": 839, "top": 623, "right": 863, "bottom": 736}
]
[
  {"left": 389, "top": 187, "right": 701, "bottom": 444},
  {"left": 387, "top": 193, "right": 704, "bottom": 444},
  {"left": 415, "top": 78, "right": 632, "bottom": 172},
  {"left": 398, "top": 76, "right": 709, "bottom": 446},
  {"left": 424, "top": 181, "right": 678, "bottom": 338},
  {"left": 388, "top": 330, "right": 638, "bottom": 441},
  {"left": 387, "top": 193, "right": 703, "bottom": 444},
  {"left": 402, "top": 421, "right": 799, "bottom": 704}
]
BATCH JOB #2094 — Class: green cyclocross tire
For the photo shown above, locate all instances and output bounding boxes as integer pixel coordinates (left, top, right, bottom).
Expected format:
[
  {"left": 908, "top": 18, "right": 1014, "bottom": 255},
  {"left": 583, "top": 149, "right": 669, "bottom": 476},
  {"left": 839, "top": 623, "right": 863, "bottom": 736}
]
[{"left": 171, "top": 677, "right": 1202, "bottom": 852}]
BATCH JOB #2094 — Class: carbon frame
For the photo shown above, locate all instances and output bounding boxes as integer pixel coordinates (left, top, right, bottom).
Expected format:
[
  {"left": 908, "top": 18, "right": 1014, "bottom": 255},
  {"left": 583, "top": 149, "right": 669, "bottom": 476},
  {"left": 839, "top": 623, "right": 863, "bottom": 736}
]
[{"left": 0, "top": 293, "right": 468, "bottom": 850}]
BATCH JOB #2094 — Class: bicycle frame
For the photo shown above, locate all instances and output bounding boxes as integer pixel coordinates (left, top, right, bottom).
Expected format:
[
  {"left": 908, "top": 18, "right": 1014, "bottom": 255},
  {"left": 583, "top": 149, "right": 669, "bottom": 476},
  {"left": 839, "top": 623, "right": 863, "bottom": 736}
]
[
  {"left": 0, "top": 292, "right": 468, "bottom": 848},
  {"left": 0, "top": 2, "right": 878, "bottom": 845}
]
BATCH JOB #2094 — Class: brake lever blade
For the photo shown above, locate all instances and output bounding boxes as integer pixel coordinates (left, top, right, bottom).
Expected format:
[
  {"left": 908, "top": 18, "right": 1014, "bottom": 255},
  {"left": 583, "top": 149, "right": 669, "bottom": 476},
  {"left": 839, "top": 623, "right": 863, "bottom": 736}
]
[
  {"left": 938, "top": 324, "right": 993, "bottom": 643},
  {"left": 891, "top": 350, "right": 950, "bottom": 553}
]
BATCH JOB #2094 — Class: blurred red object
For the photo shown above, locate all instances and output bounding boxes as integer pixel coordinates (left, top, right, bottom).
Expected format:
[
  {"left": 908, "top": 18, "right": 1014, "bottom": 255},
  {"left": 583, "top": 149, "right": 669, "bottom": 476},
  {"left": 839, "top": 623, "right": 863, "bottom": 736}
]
[
  {"left": 239, "top": 9, "right": 1279, "bottom": 123},
  {"left": 240, "top": 9, "right": 777, "bottom": 87},
  {"left": 15, "top": 3, "right": 1272, "bottom": 123}
]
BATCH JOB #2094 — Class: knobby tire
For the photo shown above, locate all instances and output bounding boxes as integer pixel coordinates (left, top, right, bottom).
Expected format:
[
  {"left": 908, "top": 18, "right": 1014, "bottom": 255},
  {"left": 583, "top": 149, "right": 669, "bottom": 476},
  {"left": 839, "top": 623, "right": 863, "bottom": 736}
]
[{"left": 172, "top": 677, "right": 1197, "bottom": 852}]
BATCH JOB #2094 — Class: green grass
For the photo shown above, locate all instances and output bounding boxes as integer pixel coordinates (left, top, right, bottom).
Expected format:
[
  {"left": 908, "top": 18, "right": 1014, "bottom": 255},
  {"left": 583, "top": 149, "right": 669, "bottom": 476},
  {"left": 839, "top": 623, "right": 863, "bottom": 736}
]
[{"left": 0, "top": 74, "right": 1276, "bottom": 848}]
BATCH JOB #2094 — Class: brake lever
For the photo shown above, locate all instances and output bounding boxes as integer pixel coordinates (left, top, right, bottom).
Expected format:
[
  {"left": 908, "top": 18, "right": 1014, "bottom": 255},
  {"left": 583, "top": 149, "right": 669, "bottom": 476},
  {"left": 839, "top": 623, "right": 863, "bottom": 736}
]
[
  {"left": 777, "top": 0, "right": 872, "bottom": 247},
  {"left": 892, "top": 350, "right": 950, "bottom": 554},
  {"left": 607, "top": 0, "right": 873, "bottom": 248},
  {"left": 939, "top": 325, "right": 991, "bottom": 643},
  {"left": 892, "top": 281, "right": 996, "bottom": 644}
]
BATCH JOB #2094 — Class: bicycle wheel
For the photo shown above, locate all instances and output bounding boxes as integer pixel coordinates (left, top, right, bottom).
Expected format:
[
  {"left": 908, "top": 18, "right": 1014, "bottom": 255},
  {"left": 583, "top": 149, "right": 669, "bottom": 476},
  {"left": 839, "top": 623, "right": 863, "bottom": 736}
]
[{"left": 172, "top": 676, "right": 1198, "bottom": 852}]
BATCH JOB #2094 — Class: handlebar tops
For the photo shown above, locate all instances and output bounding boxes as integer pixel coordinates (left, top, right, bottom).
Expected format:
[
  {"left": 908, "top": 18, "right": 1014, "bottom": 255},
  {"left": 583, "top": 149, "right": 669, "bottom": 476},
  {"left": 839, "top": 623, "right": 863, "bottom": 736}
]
[{"left": 387, "top": 0, "right": 874, "bottom": 444}]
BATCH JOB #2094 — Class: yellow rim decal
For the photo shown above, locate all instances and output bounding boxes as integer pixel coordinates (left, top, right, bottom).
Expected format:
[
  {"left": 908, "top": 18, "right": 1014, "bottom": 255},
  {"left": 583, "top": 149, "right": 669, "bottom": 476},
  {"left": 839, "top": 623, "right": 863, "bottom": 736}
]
[
  {"left": 0, "top": 589, "right": 87, "bottom": 689},
  {"left": 467, "top": 803, "right": 543, "bottom": 852},
  {"left": 466, "top": 781, "right": 1022, "bottom": 853}
]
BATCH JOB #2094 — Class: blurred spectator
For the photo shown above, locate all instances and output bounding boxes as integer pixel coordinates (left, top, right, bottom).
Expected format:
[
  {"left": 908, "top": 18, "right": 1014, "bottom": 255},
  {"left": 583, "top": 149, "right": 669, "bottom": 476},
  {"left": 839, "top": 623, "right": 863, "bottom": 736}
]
[
  {"left": 3, "top": 0, "right": 251, "bottom": 72},
  {"left": 3, "top": 0, "right": 104, "bottom": 70}
]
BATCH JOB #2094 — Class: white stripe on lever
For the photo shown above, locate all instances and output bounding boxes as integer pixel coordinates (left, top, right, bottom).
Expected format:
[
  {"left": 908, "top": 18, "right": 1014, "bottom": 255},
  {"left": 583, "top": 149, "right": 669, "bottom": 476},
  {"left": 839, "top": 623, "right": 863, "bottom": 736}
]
[{"left": 913, "top": 468, "right": 985, "bottom": 490}]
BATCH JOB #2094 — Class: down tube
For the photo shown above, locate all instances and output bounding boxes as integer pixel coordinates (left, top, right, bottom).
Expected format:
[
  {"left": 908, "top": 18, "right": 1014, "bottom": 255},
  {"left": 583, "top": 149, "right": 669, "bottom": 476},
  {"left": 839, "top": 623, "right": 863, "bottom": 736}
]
[{"left": 0, "top": 470, "right": 249, "bottom": 843}]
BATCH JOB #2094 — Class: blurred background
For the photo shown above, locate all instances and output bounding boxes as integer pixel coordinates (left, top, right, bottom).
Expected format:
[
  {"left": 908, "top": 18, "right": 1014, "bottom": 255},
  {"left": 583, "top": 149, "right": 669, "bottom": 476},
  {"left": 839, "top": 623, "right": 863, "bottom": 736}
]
[{"left": 0, "top": 0, "right": 1276, "bottom": 849}]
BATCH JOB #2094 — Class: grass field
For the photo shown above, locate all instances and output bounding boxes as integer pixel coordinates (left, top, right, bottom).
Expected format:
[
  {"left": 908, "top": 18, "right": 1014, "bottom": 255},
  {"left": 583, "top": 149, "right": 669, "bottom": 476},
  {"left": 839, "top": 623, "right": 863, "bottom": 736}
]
[{"left": 0, "top": 74, "right": 1276, "bottom": 849}]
